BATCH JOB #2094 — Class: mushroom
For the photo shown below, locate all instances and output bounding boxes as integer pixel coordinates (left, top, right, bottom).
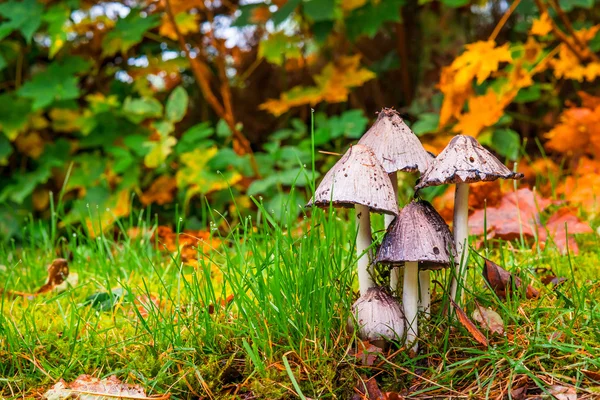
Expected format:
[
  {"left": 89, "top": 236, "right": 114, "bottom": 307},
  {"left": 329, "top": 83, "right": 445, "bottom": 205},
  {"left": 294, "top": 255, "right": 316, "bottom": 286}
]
[
  {"left": 307, "top": 144, "right": 398, "bottom": 295},
  {"left": 415, "top": 135, "right": 523, "bottom": 305},
  {"left": 358, "top": 108, "right": 433, "bottom": 293},
  {"left": 376, "top": 199, "right": 456, "bottom": 352},
  {"left": 349, "top": 286, "right": 405, "bottom": 349}
]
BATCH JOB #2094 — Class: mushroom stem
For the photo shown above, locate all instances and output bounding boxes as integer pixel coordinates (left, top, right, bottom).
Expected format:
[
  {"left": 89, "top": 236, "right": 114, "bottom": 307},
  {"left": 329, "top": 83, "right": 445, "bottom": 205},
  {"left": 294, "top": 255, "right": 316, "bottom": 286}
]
[
  {"left": 386, "top": 171, "right": 399, "bottom": 293},
  {"left": 450, "top": 182, "right": 469, "bottom": 305},
  {"left": 418, "top": 270, "right": 430, "bottom": 317},
  {"left": 384, "top": 171, "right": 398, "bottom": 229},
  {"left": 355, "top": 204, "right": 374, "bottom": 296},
  {"left": 403, "top": 261, "right": 419, "bottom": 353}
]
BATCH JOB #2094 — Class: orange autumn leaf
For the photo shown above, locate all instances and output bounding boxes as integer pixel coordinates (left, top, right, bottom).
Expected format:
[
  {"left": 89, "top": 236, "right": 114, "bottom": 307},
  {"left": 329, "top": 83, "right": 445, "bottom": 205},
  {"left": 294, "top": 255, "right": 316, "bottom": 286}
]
[
  {"left": 140, "top": 175, "right": 177, "bottom": 206},
  {"left": 579, "top": 91, "right": 600, "bottom": 109},
  {"left": 523, "top": 37, "right": 543, "bottom": 63},
  {"left": 250, "top": 6, "right": 271, "bottom": 24},
  {"left": 531, "top": 12, "right": 552, "bottom": 36},
  {"left": 15, "top": 132, "right": 45, "bottom": 159},
  {"left": 551, "top": 25, "right": 600, "bottom": 82},
  {"left": 558, "top": 157, "right": 600, "bottom": 214},
  {"left": 260, "top": 55, "right": 375, "bottom": 116},
  {"left": 453, "top": 90, "right": 510, "bottom": 137},
  {"left": 159, "top": 12, "right": 200, "bottom": 41},
  {"left": 545, "top": 106, "right": 600, "bottom": 156},
  {"left": 439, "top": 41, "right": 512, "bottom": 127}
]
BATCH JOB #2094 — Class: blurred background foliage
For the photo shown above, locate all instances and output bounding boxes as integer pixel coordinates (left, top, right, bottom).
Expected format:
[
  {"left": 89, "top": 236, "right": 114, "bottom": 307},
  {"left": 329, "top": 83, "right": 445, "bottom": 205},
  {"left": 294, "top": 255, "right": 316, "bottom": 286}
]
[{"left": 1, "top": 0, "right": 599, "bottom": 241}]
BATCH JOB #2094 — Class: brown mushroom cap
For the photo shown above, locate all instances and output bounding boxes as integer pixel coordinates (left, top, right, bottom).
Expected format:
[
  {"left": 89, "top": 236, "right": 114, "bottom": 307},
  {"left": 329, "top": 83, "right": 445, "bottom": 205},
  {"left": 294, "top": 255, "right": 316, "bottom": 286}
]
[
  {"left": 306, "top": 144, "right": 399, "bottom": 216},
  {"left": 358, "top": 108, "right": 433, "bottom": 174},
  {"left": 376, "top": 200, "right": 457, "bottom": 270},
  {"left": 415, "top": 135, "right": 524, "bottom": 191}
]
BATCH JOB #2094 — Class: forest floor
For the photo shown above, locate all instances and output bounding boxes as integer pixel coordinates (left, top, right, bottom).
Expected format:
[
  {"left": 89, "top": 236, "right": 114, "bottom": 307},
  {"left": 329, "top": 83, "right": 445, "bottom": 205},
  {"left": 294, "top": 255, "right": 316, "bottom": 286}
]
[{"left": 1, "top": 205, "right": 600, "bottom": 399}]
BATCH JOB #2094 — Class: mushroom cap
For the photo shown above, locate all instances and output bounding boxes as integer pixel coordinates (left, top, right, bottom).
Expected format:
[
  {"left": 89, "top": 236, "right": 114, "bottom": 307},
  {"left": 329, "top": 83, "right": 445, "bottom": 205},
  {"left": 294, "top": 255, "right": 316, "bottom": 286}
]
[
  {"left": 348, "top": 286, "right": 405, "bottom": 346},
  {"left": 306, "top": 144, "right": 398, "bottom": 216},
  {"left": 376, "top": 199, "right": 457, "bottom": 270},
  {"left": 415, "top": 135, "right": 524, "bottom": 190},
  {"left": 358, "top": 108, "right": 433, "bottom": 174}
]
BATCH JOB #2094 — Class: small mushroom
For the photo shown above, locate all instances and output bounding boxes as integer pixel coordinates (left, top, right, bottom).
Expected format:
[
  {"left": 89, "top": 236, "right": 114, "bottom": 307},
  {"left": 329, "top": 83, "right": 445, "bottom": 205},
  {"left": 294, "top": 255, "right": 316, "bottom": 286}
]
[
  {"left": 376, "top": 199, "right": 456, "bottom": 353},
  {"left": 415, "top": 135, "right": 523, "bottom": 305},
  {"left": 349, "top": 286, "right": 405, "bottom": 348},
  {"left": 358, "top": 108, "right": 434, "bottom": 293},
  {"left": 307, "top": 144, "right": 398, "bottom": 295}
]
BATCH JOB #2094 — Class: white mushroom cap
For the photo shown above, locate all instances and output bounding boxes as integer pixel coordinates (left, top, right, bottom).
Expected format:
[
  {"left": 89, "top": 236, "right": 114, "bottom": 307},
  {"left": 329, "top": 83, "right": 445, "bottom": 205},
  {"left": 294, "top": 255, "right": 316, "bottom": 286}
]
[
  {"left": 358, "top": 108, "right": 433, "bottom": 174},
  {"left": 306, "top": 144, "right": 398, "bottom": 216},
  {"left": 415, "top": 135, "right": 523, "bottom": 190},
  {"left": 376, "top": 200, "right": 457, "bottom": 270},
  {"left": 349, "top": 286, "right": 405, "bottom": 346}
]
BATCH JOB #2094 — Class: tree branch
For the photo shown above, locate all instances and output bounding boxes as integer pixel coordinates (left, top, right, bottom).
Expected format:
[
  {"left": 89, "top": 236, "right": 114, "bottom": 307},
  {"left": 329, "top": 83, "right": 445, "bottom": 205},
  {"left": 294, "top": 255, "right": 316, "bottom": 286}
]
[{"left": 548, "top": 0, "right": 600, "bottom": 62}]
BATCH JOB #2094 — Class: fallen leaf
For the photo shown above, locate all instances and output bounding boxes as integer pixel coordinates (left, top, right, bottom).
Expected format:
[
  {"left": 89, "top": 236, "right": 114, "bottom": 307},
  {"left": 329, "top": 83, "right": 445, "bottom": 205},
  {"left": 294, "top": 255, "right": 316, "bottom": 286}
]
[
  {"left": 140, "top": 175, "right": 177, "bottom": 206},
  {"left": 582, "top": 370, "right": 600, "bottom": 382},
  {"left": 349, "top": 340, "right": 383, "bottom": 366},
  {"left": 472, "top": 304, "right": 504, "bottom": 335},
  {"left": 0, "top": 259, "right": 71, "bottom": 299},
  {"left": 83, "top": 288, "right": 130, "bottom": 312},
  {"left": 482, "top": 257, "right": 540, "bottom": 299},
  {"left": 352, "top": 376, "right": 386, "bottom": 400},
  {"left": 450, "top": 298, "right": 488, "bottom": 347},
  {"left": 44, "top": 374, "right": 170, "bottom": 399},
  {"left": 548, "top": 384, "right": 577, "bottom": 400},
  {"left": 541, "top": 208, "right": 593, "bottom": 254}
]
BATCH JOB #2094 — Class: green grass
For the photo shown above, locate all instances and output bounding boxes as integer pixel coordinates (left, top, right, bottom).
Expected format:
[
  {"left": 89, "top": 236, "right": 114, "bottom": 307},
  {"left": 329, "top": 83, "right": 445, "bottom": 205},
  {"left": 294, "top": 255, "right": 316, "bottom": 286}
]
[{"left": 1, "top": 194, "right": 600, "bottom": 399}]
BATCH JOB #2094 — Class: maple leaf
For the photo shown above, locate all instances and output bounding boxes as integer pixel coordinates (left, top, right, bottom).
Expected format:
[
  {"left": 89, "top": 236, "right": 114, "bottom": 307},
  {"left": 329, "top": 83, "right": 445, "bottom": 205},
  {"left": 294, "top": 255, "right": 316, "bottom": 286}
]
[
  {"left": 551, "top": 25, "right": 600, "bottom": 82},
  {"left": 260, "top": 55, "right": 375, "bottom": 116},
  {"left": 545, "top": 105, "right": 600, "bottom": 156},
  {"left": 542, "top": 208, "right": 593, "bottom": 254},
  {"left": 438, "top": 41, "right": 511, "bottom": 127},
  {"left": 453, "top": 89, "right": 509, "bottom": 137},
  {"left": 531, "top": 12, "right": 552, "bottom": 36},
  {"left": 159, "top": 12, "right": 200, "bottom": 41}
]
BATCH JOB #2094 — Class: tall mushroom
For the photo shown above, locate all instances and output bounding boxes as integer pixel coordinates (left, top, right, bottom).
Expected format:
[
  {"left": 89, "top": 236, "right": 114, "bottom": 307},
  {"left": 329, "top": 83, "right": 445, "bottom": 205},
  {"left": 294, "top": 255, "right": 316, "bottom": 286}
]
[
  {"left": 358, "top": 108, "right": 433, "bottom": 294},
  {"left": 376, "top": 199, "right": 456, "bottom": 352},
  {"left": 415, "top": 135, "right": 523, "bottom": 305},
  {"left": 307, "top": 144, "right": 398, "bottom": 295}
]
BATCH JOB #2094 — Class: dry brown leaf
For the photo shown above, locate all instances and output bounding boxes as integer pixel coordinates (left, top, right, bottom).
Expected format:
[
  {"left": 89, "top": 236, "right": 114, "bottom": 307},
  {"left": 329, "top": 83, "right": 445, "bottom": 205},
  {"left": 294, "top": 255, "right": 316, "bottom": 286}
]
[
  {"left": 582, "top": 369, "right": 600, "bottom": 382},
  {"left": 482, "top": 257, "right": 540, "bottom": 299},
  {"left": 1, "top": 259, "right": 70, "bottom": 299},
  {"left": 472, "top": 304, "right": 504, "bottom": 335},
  {"left": 44, "top": 374, "right": 170, "bottom": 399},
  {"left": 450, "top": 299, "right": 488, "bottom": 347},
  {"left": 349, "top": 340, "right": 383, "bottom": 366},
  {"left": 548, "top": 384, "right": 577, "bottom": 400}
]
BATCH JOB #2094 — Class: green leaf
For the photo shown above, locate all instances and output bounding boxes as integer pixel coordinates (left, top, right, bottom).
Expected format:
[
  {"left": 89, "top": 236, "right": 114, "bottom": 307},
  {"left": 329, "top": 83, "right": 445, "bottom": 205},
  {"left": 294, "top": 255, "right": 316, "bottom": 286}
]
[
  {"left": 123, "top": 97, "right": 164, "bottom": 123},
  {"left": 43, "top": 4, "right": 71, "bottom": 58},
  {"left": 165, "top": 86, "right": 189, "bottom": 123},
  {"left": 411, "top": 113, "right": 439, "bottom": 136},
  {"left": 216, "top": 119, "right": 232, "bottom": 138},
  {"left": 514, "top": 84, "right": 541, "bottom": 104},
  {"left": 83, "top": 288, "right": 130, "bottom": 311},
  {"left": 153, "top": 120, "right": 175, "bottom": 137},
  {"left": 0, "top": 93, "right": 31, "bottom": 140},
  {"left": 233, "top": 3, "right": 265, "bottom": 27},
  {"left": 441, "top": 0, "right": 469, "bottom": 7},
  {"left": 339, "top": 109, "right": 369, "bottom": 139},
  {"left": 265, "top": 190, "right": 306, "bottom": 223},
  {"left": 102, "top": 11, "right": 160, "bottom": 57},
  {"left": 0, "top": 0, "right": 44, "bottom": 43},
  {"left": 303, "top": 0, "right": 337, "bottom": 22},
  {"left": 558, "top": 0, "right": 594, "bottom": 11},
  {"left": 272, "top": 0, "right": 302, "bottom": 25},
  {"left": 259, "top": 32, "right": 303, "bottom": 65},
  {"left": 0, "top": 134, "right": 11, "bottom": 165},
  {"left": 18, "top": 56, "right": 91, "bottom": 110},
  {"left": 0, "top": 167, "right": 51, "bottom": 204},
  {"left": 346, "top": 0, "right": 405, "bottom": 40},
  {"left": 176, "top": 122, "right": 215, "bottom": 154},
  {"left": 143, "top": 136, "right": 177, "bottom": 168},
  {"left": 491, "top": 128, "right": 521, "bottom": 161}
]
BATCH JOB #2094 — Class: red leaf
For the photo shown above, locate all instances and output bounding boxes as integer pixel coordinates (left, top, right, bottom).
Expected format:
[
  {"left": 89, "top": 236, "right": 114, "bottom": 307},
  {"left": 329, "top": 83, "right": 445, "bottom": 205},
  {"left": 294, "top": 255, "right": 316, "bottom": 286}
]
[{"left": 450, "top": 299, "right": 488, "bottom": 347}]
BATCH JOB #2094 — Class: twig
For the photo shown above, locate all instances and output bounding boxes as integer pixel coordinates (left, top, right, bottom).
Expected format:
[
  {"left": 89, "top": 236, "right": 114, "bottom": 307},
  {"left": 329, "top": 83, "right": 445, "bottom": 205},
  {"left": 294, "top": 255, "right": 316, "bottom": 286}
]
[
  {"left": 533, "top": 0, "right": 588, "bottom": 62},
  {"left": 548, "top": 0, "right": 600, "bottom": 62},
  {"left": 394, "top": 20, "right": 413, "bottom": 104},
  {"left": 489, "top": 0, "right": 521, "bottom": 42},
  {"left": 164, "top": 0, "right": 260, "bottom": 177}
]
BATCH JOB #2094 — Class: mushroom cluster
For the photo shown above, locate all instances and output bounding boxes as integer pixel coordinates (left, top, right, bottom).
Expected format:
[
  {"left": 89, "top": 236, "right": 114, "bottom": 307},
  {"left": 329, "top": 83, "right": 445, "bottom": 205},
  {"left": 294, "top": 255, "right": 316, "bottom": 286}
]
[{"left": 307, "top": 109, "right": 523, "bottom": 353}]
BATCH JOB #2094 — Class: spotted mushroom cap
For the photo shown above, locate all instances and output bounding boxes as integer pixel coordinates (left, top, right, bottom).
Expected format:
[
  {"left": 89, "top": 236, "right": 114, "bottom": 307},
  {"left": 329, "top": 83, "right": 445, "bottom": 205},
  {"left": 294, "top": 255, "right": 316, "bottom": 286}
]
[
  {"left": 415, "top": 135, "right": 524, "bottom": 191},
  {"left": 358, "top": 108, "right": 433, "bottom": 174},
  {"left": 349, "top": 286, "right": 405, "bottom": 346},
  {"left": 376, "top": 199, "right": 457, "bottom": 270},
  {"left": 306, "top": 144, "right": 399, "bottom": 216}
]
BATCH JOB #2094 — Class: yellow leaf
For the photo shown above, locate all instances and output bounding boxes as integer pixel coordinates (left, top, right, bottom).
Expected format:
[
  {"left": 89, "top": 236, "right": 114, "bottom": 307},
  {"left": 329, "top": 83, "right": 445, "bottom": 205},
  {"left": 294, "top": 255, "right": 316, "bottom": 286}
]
[
  {"left": 85, "top": 189, "right": 131, "bottom": 238},
  {"left": 50, "top": 108, "right": 82, "bottom": 132},
  {"left": 260, "top": 55, "right": 375, "bottom": 116},
  {"left": 523, "top": 37, "right": 543, "bottom": 63},
  {"left": 531, "top": 12, "right": 552, "bottom": 36},
  {"left": 144, "top": 136, "right": 177, "bottom": 168},
  {"left": 551, "top": 25, "right": 600, "bottom": 82},
  {"left": 15, "top": 132, "right": 45, "bottom": 159},
  {"left": 341, "top": 0, "right": 368, "bottom": 12},
  {"left": 159, "top": 12, "right": 200, "bottom": 41},
  {"left": 439, "top": 41, "right": 511, "bottom": 128},
  {"left": 453, "top": 90, "right": 509, "bottom": 137}
]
